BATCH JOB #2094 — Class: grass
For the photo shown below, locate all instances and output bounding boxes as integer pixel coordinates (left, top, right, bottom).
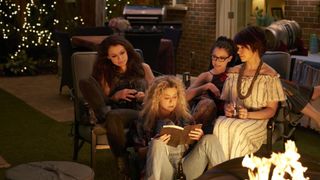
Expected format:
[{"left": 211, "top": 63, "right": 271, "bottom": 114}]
[
  {"left": 294, "top": 126, "right": 320, "bottom": 159},
  {"left": 0, "top": 87, "right": 319, "bottom": 179},
  {"left": 0, "top": 88, "right": 118, "bottom": 180}
]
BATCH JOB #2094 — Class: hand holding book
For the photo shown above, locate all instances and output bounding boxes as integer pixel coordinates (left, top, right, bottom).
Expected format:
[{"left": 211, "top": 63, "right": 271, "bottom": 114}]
[
  {"left": 159, "top": 124, "right": 202, "bottom": 147},
  {"left": 188, "top": 126, "right": 204, "bottom": 141}
]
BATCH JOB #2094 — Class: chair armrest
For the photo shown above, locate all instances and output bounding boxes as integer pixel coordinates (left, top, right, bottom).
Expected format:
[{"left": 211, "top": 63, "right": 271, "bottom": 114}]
[
  {"left": 266, "top": 101, "right": 286, "bottom": 154},
  {"left": 92, "top": 124, "right": 107, "bottom": 135},
  {"left": 266, "top": 117, "right": 275, "bottom": 154}
]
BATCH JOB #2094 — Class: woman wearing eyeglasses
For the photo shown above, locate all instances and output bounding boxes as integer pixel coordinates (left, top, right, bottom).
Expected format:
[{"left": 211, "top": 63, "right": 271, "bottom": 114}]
[{"left": 186, "top": 36, "right": 240, "bottom": 134}]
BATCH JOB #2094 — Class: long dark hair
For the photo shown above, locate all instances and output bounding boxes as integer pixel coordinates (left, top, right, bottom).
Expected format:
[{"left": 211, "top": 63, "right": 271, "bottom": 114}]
[
  {"left": 208, "top": 36, "right": 240, "bottom": 70},
  {"left": 92, "top": 35, "right": 145, "bottom": 88},
  {"left": 233, "top": 26, "right": 267, "bottom": 57}
]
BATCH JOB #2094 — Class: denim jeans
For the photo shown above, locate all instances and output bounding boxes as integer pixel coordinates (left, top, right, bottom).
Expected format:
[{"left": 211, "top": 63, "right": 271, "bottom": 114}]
[
  {"left": 146, "top": 134, "right": 226, "bottom": 180},
  {"left": 183, "top": 134, "right": 226, "bottom": 180},
  {"left": 146, "top": 139, "right": 186, "bottom": 180}
]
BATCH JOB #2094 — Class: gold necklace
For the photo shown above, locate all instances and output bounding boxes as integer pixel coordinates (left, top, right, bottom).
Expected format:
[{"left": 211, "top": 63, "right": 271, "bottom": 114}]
[{"left": 237, "top": 60, "right": 263, "bottom": 99}]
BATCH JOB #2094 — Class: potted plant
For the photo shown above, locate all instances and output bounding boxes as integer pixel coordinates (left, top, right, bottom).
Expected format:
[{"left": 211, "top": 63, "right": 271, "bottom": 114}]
[{"left": 255, "top": 6, "right": 274, "bottom": 26}]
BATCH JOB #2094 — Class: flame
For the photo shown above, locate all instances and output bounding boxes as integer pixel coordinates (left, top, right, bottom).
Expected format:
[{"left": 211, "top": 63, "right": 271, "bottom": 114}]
[{"left": 242, "top": 140, "right": 309, "bottom": 180}]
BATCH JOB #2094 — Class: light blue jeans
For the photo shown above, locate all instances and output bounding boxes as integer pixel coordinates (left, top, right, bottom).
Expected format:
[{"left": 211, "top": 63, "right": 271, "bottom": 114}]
[{"left": 146, "top": 134, "right": 226, "bottom": 180}]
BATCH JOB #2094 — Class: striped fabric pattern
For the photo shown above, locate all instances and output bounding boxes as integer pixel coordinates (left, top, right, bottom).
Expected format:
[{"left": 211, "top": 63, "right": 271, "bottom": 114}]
[{"left": 213, "top": 73, "right": 286, "bottom": 160}]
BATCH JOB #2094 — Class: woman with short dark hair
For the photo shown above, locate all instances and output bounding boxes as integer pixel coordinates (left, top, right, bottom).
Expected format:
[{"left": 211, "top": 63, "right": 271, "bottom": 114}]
[{"left": 213, "top": 26, "right": 286, "bottom": 160}]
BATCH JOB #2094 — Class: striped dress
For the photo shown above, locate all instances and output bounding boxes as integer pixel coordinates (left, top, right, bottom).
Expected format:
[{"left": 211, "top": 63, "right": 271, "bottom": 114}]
[{"left": 213, "top": 73, "right": 286, "bottom": 160}]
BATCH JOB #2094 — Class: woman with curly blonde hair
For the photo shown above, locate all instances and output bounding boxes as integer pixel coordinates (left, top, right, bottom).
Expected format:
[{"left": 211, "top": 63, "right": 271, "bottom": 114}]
[
  {"left": 134, "top": 75, "right": 226, "bottom": 180},
  {"left": 141, "top": 75, "right": 192, "bottom": 132}
]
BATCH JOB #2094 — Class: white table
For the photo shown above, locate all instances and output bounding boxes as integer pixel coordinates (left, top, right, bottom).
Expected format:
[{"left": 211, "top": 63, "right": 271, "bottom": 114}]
[
  {"left": 291, "top": 53, "right": 320, "bottom": 132},
  {"left": 291, "top": 53, "right": 320, "bottom": 86},
  {"left": 292, "top": 54, "right": 320, "bottom": 63}
]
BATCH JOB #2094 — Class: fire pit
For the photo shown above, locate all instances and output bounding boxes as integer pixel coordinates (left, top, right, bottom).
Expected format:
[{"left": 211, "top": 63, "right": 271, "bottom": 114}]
[
  {"left": 197, "top": 141, "right": 320, "bottom": 180},
  {"left": 242, "top": 141, "right": 309, "bottom": 179}
]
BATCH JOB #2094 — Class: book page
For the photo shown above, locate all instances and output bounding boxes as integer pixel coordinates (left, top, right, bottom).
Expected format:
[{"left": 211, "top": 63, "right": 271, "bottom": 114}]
[
  {"left": 162, "top": 125, "right": 184, "bottom": 130},
  {"left": 160, "top": 125, "right": 183, "bottom": 147}
]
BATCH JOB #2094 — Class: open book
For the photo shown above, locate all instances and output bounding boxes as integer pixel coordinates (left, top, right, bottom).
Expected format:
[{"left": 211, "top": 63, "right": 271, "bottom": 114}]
[{"left": 159, "top": 124, "right": 202, "bottom": 147}]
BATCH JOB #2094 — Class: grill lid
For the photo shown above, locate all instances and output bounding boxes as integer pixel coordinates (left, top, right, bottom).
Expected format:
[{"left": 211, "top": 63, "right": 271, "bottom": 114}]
[{"left": 123, "top": 5, "right": 166, "bottom": 22}]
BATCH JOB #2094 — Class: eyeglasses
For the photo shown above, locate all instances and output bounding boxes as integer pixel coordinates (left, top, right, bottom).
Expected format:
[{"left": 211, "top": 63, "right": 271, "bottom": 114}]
[{"left": 211, "top": 55, "right": 230, "bottom": 62}]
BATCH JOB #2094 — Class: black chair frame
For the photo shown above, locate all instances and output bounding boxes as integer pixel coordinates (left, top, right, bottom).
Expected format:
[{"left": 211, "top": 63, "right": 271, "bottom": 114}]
[{"left": 265, "top": 100, "right": 302, "bottom": 155}]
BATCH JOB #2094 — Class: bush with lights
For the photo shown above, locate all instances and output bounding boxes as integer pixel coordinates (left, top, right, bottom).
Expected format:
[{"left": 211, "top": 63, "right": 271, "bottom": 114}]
[
  {"left": 105, "top": 0, "right": 134, "bottom": 20},
  {"left": 0, "top": 0, "right": 21, "bottom": 66},
  {"left": 0, "top": 0, "right": 136, "bottom": 76},
  {"left": 0, "top": 0, "right": 58, "bottom": 76}
]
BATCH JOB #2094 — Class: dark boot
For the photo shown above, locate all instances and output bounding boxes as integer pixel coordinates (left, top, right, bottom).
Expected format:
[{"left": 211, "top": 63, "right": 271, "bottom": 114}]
[{"left": 117, "top": 155, "right": 130, "bottom": 180}]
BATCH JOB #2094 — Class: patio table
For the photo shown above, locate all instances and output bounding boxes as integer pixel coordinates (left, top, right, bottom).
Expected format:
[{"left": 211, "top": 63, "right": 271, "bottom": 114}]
[
  {"left": 291, "top": 53, "right": 320, "bottom": 131},
  {"left": 291, "top": 53, "right": 320, "bottom": 87}
]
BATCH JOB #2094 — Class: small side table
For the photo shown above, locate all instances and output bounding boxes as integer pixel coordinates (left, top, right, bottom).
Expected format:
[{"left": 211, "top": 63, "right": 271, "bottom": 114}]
[{"left": 5, "top": 161, "right": 94, "bottom": 180}]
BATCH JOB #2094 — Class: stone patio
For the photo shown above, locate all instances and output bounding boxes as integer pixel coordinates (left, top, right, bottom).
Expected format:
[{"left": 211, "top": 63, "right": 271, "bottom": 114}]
[{"left": 0, "top": 74, "right": 73, "bottom": 122}]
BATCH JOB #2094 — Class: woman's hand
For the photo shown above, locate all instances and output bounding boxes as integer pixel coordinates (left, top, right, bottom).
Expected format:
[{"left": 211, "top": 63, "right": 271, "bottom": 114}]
[
  {"left": 237, "top": 106, "right": 248, "bottom": 119},
  {"left": 156, "top": 134, "right": 171, "bottom": 144},
  {"left": 206, "top": 83, "right": 220, "bottom": 97},
  {"left": 225, "top": 102, "right": 248, "bottom": 119},
  {"left": 224, "top": 103, "right": 235, "bottom": 117},
  {"left": 188, "top": 128, "right": 203, "bottom": 141},
  {"left": 135, "top": 91, "right": 145, "bottom": 102},
  {"left": 113, "top": 88, "right": 137, "bottom": 102}
]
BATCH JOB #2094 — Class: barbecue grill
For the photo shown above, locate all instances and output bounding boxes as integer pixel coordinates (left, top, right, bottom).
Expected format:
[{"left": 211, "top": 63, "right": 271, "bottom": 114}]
[
  {"left": 123, "top": 5, "right": 166, "bottom": 23},
  {"left": 122, "top": 5, "right": 181, "bottom": 75}
]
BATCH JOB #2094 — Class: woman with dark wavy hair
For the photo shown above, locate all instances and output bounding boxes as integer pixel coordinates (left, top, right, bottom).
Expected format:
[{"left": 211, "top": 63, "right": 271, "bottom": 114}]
[
  {"left": 186, "top": 36, "right": 240, "bottom": 134},
  {"left": 83, "top": 35, "right": 154, "bottom": 179},
  {"left": 93, "top": 34, "right": 154, "bottom": 100}
]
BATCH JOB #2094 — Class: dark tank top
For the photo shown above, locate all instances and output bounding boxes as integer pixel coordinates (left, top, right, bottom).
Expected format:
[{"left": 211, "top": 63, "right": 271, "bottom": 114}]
[
  {"left": 207, "top": 71, "right": 228, "bottom": 115},
  {"left": 109, "top": 74, "right": 147, "bottom": 110}
]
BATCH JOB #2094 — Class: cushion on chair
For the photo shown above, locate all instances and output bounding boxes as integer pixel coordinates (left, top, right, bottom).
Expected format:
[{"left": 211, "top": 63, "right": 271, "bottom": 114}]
[
  {"left": 5, "top": 161, "right": 94, "bottom": 180},
  {"left": 78, "top": 124, "right": 108, "bottom": 145},
  {"left": 262, "top": 51, "right": 292, "bottom": 80}
]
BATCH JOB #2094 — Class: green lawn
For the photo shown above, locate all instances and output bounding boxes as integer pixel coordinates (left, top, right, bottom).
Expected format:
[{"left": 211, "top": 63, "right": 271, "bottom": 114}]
[{"left": 0, "top": 88, "right": 118, "bottom": 180}]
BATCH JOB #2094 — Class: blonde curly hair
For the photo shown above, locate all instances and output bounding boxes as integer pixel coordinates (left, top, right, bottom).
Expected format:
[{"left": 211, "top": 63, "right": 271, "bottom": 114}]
[{"left": 140, "top": 75, "right": 192, "bottom": 131}]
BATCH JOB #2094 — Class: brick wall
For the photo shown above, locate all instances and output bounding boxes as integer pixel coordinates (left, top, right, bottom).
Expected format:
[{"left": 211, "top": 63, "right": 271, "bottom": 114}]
[
  {"left": 285, "top": 0, "right": 320, "bottom": 49},
  {"left": 159, "top": 0, "right": 320, "bottom": 74},
  {"left": 161, "top": 0, "right": 217, "bottom": 75}
]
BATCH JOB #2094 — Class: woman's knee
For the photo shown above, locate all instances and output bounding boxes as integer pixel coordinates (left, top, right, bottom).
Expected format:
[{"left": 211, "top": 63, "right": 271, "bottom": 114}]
[
  {"left": 199, "top": 134, "right": 218, "bottom": 146},
  {"left": 192, "top": 98, "right": 217, "bottom": 125},
  {"left": 104, "top": 109, "right": 138, "bottom": 127},
  {"left": 103, "top": 110, "right": 119, "bottom": 127},
  {"left": 147, "top": 139, "right": 168, "bottom": 160},
  {"left": 213, "top": 117, "right": 229, "bottom": 130},
  {"left": 149, "top": 139, "right": 167, "bottom": 150}
]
